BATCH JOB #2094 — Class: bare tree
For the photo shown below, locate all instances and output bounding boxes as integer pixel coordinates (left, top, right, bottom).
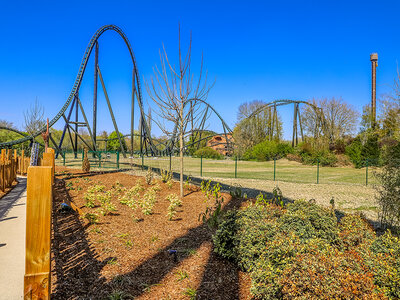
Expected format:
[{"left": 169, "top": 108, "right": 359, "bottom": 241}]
[
  {"left": 0, "top": 119, "right": 15, "bottom": 129},
  {"left": 24, "top": 98, "right": 45, "bottom": 135},
  {"left": 301, "top": 97, "right": 358, "bottom": 141},
  {"left": 146, "top": 27, "right": 213, "bottom": 197}
]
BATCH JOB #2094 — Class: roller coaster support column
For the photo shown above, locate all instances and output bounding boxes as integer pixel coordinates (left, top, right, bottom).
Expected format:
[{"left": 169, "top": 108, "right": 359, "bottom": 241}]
[
  {"left": 169, "top": 152, "right": 172, "bottom": 173},
  {"left": 98, "top": 65, "right": 127, "bottom": 158},
  {"left": 93, "top": 42, "right": 99, "bottom": 153},
  {"left": 74, "top": 93, "right": 79, "bottom": 158},
  {"left": 131, "top": 69, "right": 136, "bottom": 157},
  {"left": 292, "top": 103, "right": 298, "bottom": 147}
]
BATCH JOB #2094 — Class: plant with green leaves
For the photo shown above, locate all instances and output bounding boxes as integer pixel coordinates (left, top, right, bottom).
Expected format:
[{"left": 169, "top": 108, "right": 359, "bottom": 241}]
[
  {"left": 230, "top": 184, "right": 243, "bottom": 199},
  {"left": 98, "top": 191, "right": 116, "bottom": 216},
  {"left": 84, "top": 212, "right": 99, "bottom": 225},
  {"left": 160, "top": 168, "right": 172, "bottom": 183},
  {"left": 140, "top": 189, "right": 157, "bottom": 215},
  {"left": 146, "top": 167, "right": 153, "bottom": 185}
]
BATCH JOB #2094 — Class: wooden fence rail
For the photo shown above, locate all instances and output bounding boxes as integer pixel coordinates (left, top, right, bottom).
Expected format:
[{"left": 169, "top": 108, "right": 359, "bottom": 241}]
[{"left": 0, "top": 149, "right": 41, "bottom": 193}]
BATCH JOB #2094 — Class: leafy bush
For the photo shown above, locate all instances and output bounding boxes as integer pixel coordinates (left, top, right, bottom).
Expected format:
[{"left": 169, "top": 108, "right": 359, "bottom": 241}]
[
  {"left": 243, "top": 140, "right": 293, "bottom": 161},
  {"left": 345, "top": 138, "right": 363, "bottom": 167},
  {"left": 278, "top": 200, "right": 339, "bottom": 244},
  {"left": 279, "top": 247, "right": 383, "bottom": 299},
  {"left": 193, "top": 147, "right": 223, "bottom": 159},
  {"left": 369, "top": 231, "right": 400, "bottom": 298},
  {"left": 339, "top": 214, "right": 375, "bottom": 249},
  {"left": 346, "top": 132, "right": 382, "bottom": 168},
  {"left": 213, "top": 199, "right": 399, "bottom": 299},
  {"left": 375, "top": 142, "right": 400, "bottom": 228},
  {"left": 300, "top": 149, "right": 338, "bottom": 166}
]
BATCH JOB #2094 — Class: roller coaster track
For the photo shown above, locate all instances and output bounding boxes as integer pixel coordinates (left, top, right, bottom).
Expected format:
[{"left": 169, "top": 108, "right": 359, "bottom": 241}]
[
  {"left": 0, "top": 25, "right": 326, "bottom": 154},
  {"left": 0, "top": 25, "right": 154, "bottom": 154}
]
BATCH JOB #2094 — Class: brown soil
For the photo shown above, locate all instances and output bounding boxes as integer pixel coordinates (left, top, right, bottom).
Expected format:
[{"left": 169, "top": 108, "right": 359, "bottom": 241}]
[{"left": 51, "top": 167, "right": 251, "bottom": 299}]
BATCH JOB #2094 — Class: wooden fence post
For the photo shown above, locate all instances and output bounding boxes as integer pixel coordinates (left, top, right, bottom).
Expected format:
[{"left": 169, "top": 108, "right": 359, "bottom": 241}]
[
  {"left": 1, "top": 149, "right": 5, "bottom": 162},
  {"left": 24, "top": 166, "right": 52, "bottom": 299},
  {"left": 42, "top": 149, "right": 55, "bottom": 182}
]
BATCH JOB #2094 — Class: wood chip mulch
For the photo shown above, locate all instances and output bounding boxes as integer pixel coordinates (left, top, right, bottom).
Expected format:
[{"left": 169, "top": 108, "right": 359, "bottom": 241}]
[{"left": 51, "top": 167, "right": 251, "bottom": 299}]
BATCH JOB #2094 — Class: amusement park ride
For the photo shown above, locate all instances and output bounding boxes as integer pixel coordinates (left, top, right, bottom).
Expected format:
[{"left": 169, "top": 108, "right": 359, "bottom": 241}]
[{"left": 0, "top": 25, "right": 327, "bottom": 156}]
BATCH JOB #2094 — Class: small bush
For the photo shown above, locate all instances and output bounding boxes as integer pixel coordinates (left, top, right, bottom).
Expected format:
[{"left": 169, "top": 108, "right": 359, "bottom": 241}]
[
  {"left": 193, "top": 147, "right": 223, "bottom": 159},
  {"left": 375, "top": 142, "right": 400, "bottom": 228},
  {"left": 243, "top": 141, "right": 293, "bottom": 161},
  {"left": 278, "top": 200, "right": 339, "bottom": 244},
  {"left": 279, "top": 247, "right": 383, "bottom": 299},
  {"left": 300, "top": 149, "right": 338, "bottom": 166},
  {"left": 339, "top": 214, "right": 375, "bottom": 249},
  {"left": 140, "top": 189, "right": 157, "bottom": 215},
  {"left": 369, "top": 231, "right": 400, "bottom": 298},
  {"left": 160, "top": 168, "right": 171, "bottom": 183},
  {"left": 145, "top": 167, "right": 153, "bottom": 185}
]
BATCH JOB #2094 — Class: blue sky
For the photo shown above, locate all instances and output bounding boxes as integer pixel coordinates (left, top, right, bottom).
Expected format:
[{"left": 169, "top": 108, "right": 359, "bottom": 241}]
[{"left": 1, "top": 0, "right": 400, "bottom": 139}]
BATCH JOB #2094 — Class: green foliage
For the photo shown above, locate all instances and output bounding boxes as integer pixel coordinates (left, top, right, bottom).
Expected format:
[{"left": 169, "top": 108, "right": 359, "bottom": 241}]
[
  {"left": 97, "top": 191, "right": 116, "bottom": 216},
  {"left": 339, "top": 214, "right": 375, "bottom": 250},
  {"left": 145, "top": 167, "right": 153, "bottom": 185},
  {"left": 193, "top": 147, "right": 223, "bottom": 159},
  {"left": 345, "top": 138, "right": 363, "bottom": 167},
  {"left": 199, "top": 182, "right": 224, "bottom": 229},
  {"left": 375, "top": 142, "right": 400, "bottom": 228},
  {"left": 160, "top": 168, "right": 172, "bottom": 183},
  {"left": 213, "top": 199, "right": 399, "bottom": 299},
  {"left": 300, "top": 149, "right": 338, "bottom": 166},
  {"left": 183, "top": 287, "right": 197, "bottom": 300},
  {"left": 187, "top": 130, "right": 214, "bottom": 155},
  {"left": 229, "top": 184, "right": 243, "bottom": 199},
  {"left": 84, "top": 213, "right": 99, "bottom": 224},
  {"left": 107, "top": 131, "right": 127, "bottom": 151},
  {"left": 140, "top": 189, "right": 157, "bottom": 215},
  {"left": 278, "top": 200, "right": 339, "bottom": 244},
  {"left": 243, "top": 140, "right": 293, "bottom": 161},
  {"left": 166, "top": 193, "right": 181, "bottom": 221},
  {"left": 369, "top": 231, "right": 400, "bottom": 298},
  {"left": 346, "top": 131, "right": 381, "bottom": 168}
]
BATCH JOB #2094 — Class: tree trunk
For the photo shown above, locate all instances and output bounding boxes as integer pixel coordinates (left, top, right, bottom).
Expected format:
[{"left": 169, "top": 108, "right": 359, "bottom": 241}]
[{"left": 179, "top": 120, "right": 184, "bottom": 198}]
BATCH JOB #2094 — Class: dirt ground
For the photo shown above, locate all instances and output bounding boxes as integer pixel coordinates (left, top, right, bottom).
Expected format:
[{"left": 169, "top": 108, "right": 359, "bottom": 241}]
[{"left": 51, "top": 167, "right": 252, "bottom": 300}]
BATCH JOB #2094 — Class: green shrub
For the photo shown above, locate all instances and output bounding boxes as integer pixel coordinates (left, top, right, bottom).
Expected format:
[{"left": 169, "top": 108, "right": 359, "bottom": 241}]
[
  {"left": 193, "top": 147, "right": 223, "bottom": 159},
  {"left": 345, "top": 138, "right": 363, "bottom": 167},
  {"left": 339, "top": 214, "right": 375, "bottom": 249},
  {"left": 346, "top": 132, "right": 382, "bottom": 168},
  {"left": 243, "top": 140, "right": 293, "bottom": 161},
  {"left": 368, "top": 231, "right": 400, "bottom": 299},
  {"left": 213, "top": 199, "right": 399, "bottom": 299},
  {"left": 279, "top": 247, "right": 383, "bottom": 299},
  {"left": 278, "top": 200, "right": 339, "bottom": 244},
  {"left": 213, "top": 209, "right": 239, "bottom": 261},
  {"left": 300, "top": 149, "right": 338, "bottom": 166},
  {"left": 375, "top": 142, "right": 400, "bottom": 228}
]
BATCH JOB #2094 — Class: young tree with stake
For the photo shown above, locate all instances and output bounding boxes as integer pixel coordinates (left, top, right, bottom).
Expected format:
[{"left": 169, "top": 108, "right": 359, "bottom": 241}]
[{"left": 146, "top": 27, "right": 213, "bottom": 198}]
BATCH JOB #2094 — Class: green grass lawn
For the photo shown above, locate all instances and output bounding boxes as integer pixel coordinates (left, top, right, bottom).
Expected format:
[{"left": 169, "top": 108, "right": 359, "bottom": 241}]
[{"left": 57, "top": 153, "right": 379, "bottom": 186}]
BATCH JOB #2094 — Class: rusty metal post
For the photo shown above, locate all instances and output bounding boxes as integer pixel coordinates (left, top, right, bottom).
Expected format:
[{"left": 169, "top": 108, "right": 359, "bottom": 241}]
[{"left": 370, "top": 53, "right": 378, "bottom": 128}]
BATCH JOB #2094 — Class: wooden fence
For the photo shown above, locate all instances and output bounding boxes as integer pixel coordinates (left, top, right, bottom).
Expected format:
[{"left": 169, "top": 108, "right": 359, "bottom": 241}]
[
  {"left": 0, "top": 149, "right": 41, "bottom": 193},
  {"left": 24, "top": 148, "right": 55, "bottom": 299}
]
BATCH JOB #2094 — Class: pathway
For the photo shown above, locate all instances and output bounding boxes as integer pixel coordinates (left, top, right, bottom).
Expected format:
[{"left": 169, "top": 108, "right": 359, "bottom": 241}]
[{"left": 0, "top": 177, "right": 27, "bottom": 299}]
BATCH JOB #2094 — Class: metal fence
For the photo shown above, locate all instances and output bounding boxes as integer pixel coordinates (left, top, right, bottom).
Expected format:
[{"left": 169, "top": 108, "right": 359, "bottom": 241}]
[{"left": 54, "top": 150, "right": 385, "bottom": 186}]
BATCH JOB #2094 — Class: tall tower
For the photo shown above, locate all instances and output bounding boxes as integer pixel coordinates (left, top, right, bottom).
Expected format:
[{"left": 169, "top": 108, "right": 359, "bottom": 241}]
[{"left": 370, "top": 53, "right": 378, "bottom": 127}]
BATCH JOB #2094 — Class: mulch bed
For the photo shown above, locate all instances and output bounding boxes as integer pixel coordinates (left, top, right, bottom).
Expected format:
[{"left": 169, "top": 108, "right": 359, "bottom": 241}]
[{"left": 51, "top": 167, "right": 251, "bottom": 299}]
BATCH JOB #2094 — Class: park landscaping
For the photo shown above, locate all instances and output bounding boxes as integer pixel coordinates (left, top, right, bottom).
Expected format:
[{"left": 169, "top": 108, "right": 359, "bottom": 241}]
[{"left": 51, "top": 166, "right": 399, "bottom": 299}]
